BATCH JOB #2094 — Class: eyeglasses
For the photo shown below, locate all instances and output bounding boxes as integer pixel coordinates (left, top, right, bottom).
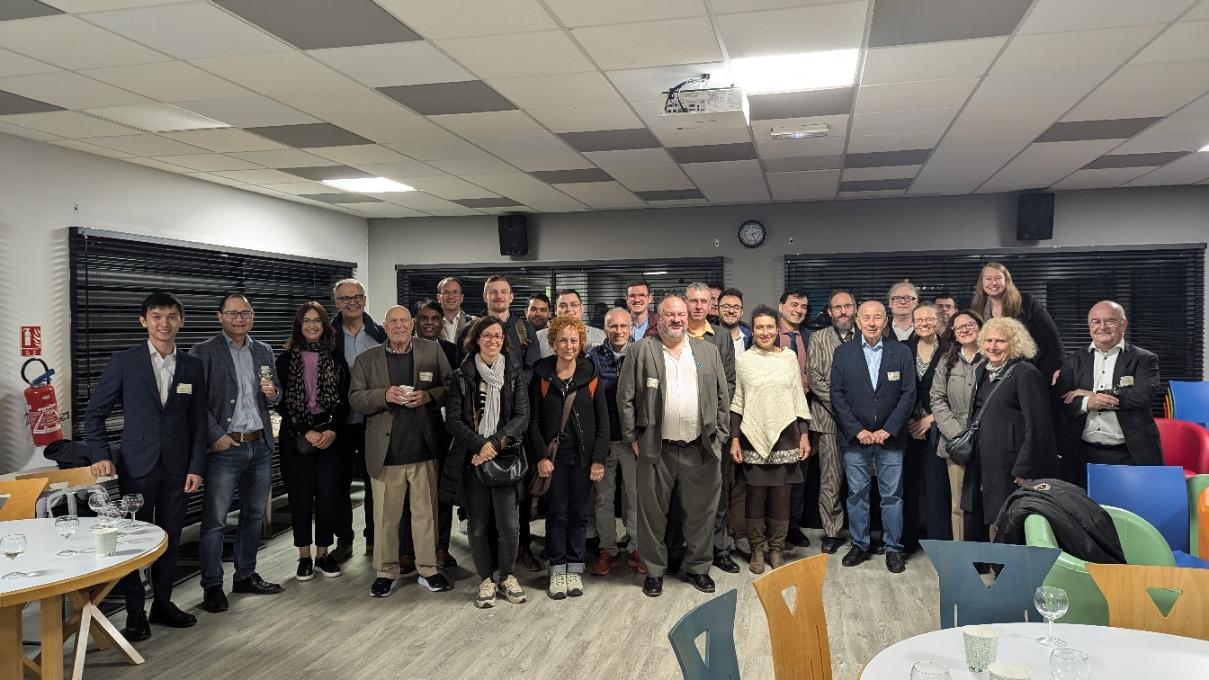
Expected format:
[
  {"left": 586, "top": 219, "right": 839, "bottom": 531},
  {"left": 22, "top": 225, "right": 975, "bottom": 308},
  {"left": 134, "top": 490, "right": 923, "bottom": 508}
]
[
  {"left": 437, "top": 291, "right": 462, "bottom": 298},
  {"left": 479, "top": 333, "right": 505, "bottom": 342},
  {"left": 719, "top": 304, "right": 742, "bottom": 312},
  {"left": 914, "top": 318, "right": 938, "bottom": 325},
  {"left": 221, "top": 310, "right": 254, "bottom": 320},
  {"left": 301, "top": 318, "right": 324, "bottom": 326},
  {"left": 890, "top": 295, "right": 917, "bottom": 303},
  {"left": 335, "top": 294, "right": 365, "bottom": 304},
  {"left": 1088, "top": 318, "right": 1123, "bottom": 328},
  {"left": 953, "top": 322, "right": 979, "bottom": 333}
]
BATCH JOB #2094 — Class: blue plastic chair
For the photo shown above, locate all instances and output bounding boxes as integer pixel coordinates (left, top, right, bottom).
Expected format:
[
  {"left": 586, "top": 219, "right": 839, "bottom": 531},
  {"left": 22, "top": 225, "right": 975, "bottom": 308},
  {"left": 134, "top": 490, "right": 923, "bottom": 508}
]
[
  {"left": 1168, "top": 381, "right": 1209, "bottom": 427},
  {"left": 667, "top": 589, "right": 741, "bottom": 680},
  {"left": 1087, "top": 464, "right": 1189, "bottom": 553},
  {"left": 921, "top": 540, "right": 1061, "bottom": 629}
]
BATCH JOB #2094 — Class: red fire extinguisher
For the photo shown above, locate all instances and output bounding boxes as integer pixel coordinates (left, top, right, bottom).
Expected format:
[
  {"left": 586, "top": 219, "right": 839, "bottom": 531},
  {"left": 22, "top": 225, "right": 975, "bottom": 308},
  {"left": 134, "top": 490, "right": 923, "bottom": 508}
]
[{"left": 23, "top": 357, "right": 64, "bottom": 447}]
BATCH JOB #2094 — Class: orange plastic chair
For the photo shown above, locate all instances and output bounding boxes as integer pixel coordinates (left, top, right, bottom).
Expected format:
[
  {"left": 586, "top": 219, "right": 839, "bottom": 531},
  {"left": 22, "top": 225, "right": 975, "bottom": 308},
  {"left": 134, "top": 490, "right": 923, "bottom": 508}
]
[
  {"left": 15, "top": 465, "right": 98, "bottom": 488},
  {"left": 751, "top": 553, "right": 831, "bottom": 680},
  {"left": 1199, "top": 487, "right": 1209, "bottom": 562},
  {"left": 1086, "top": 563, "right": 1209, "bottom": 641},
  {"left": 0, "top": 478, "right": 49, "bottom": 520}
]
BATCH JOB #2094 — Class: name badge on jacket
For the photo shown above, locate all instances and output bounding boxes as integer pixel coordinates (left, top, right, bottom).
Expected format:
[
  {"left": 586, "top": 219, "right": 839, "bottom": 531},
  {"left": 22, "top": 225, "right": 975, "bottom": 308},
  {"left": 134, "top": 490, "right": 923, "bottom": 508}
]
[
  {"left": 646, "top": 377, "right": 659, "bottom": 388},
  {"left": 1119, "top": 375, "right": 1134, "bottom": 388},
  {"left": 176, "top": 383, "right": 193, "bottom": 394},
  {"left": 887, "top": 371, "right": 900, "bottom": 382},
  {"left": 419, "top": 371, "right": 433, "bottom": 382}
]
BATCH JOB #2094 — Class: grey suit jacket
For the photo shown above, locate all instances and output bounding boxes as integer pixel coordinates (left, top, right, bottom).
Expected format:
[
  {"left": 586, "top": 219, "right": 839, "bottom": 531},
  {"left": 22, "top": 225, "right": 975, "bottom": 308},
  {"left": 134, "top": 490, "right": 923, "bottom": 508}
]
[
  {"left": 806, "top": 326, "right": 855, "bottom": 434},
  {"left": 348, "top": 339, "right": 451, "bottom": 479},
  {"left": 697, "top": 324, "right": 736, "bottom": 397},
  {"left": 188, "top": 333, "right": 281, "bottom": 449},
  {"left": 617, "top": 336, "right": 730, "bottom": 461}
]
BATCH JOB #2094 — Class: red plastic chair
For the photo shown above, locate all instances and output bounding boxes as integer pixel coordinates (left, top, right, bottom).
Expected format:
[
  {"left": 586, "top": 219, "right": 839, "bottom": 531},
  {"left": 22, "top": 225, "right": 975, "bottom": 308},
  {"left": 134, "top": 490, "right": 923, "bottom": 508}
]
[{"left": 1157, "top": 418, "right": 1209, "bottom": 479}]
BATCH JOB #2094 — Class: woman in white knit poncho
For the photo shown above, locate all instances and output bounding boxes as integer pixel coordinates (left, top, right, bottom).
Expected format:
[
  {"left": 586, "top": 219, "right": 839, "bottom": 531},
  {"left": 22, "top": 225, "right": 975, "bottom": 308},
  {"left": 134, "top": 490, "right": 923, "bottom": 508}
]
[{"left": 729, "top": 305, "right": 812, "bottom": 574}]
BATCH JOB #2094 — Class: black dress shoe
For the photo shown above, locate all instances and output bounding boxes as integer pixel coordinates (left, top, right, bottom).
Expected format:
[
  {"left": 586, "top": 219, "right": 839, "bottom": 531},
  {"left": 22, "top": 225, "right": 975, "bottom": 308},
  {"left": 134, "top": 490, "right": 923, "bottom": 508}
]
[
  {"left": 684, "top": 573, "right": 716, "bottom": 593},
  {"left": 713, "top": 553, "right": 741, "bottom": 574},
  {"left": 123, "top": 610, "right": 150, "bottom": 641},
  {"left": 642, "top": 576, "right": 663, "bottom": 597},
  {"left": 329, "top": 542, "right": 353, "bottom": 563},
  {"left": 148, "top": 602, "right": 196, "bottom": 628},
  {"left": 841, "top": 544, "right": 870, "bottom": 567},
  {"left": 871, "top": 541, "right": 886, "bottom": 555},
  {"left": 820, "top": 536, "right": 844, "bottom": 554},
  {"left": 202, "top": 586, "right": 228, "bottom": 613},
  {"left": 886, "top": 551, "right": 907, "bottom": 574},
  {"left": 232, "top": 573, "right": 284, "bottom": 595}
]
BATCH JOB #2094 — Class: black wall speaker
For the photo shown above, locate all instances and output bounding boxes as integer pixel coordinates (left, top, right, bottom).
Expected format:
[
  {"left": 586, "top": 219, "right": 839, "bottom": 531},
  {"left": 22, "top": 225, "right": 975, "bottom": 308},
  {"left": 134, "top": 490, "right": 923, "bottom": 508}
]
[
  {"left": 1016, "top": 192, "right": 1055, "bottom": 241},
  {"left": 498, "top": 214, "right": 528, "bottom": 256}
]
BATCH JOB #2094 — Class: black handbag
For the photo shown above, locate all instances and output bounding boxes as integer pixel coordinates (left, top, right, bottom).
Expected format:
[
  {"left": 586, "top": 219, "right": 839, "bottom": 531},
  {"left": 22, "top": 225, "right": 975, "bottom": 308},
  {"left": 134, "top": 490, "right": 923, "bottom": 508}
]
[
  {"left": 945, "top": 364, "right": 1017, "bottom": 465},
  {"left": 474, "top": 435, "right": 528, "bottom": 486},
  {"left": 292, "top": 414, "right": 333, "bottom": 456}
]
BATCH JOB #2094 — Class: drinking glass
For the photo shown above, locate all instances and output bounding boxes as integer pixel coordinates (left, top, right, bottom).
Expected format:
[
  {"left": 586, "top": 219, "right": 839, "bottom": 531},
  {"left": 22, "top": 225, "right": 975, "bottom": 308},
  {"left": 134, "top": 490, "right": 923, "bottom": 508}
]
[
  {"left": 1034, "top": 586, "right": 1070, "bottom": 647},
  {"left": 121, "top": 493, "right": 143, "bottom": 528},
  {"left": 87, "top": 490, "right": 109, "bottom": 516},
  {"left": 102, "top": 502, "right": 125, "bottom": 532},
  {"left": 55, "top": 515, "right": 80, "bottom": 556},
  {"left": 910, "top": 661, "right": 951, "bottom": 679},
  {"left": 1049, "top": 648, "right": 1091, "bottom": 680},
  {"left": 1, "top": 534, "right": 30, "bottom": 579}
]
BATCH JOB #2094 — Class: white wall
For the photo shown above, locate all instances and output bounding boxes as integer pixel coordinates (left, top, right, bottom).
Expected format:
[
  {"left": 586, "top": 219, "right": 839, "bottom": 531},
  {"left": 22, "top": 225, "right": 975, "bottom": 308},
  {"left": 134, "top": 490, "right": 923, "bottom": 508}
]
[{"left": 0, "top": 132, "right": 368, "bottom": 473}]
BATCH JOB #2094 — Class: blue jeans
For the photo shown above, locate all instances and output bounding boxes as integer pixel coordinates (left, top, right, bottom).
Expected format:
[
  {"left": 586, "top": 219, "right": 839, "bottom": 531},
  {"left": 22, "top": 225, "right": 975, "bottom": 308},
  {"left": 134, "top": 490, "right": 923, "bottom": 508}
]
[
  {"left": 200, "top": 438, "right": 272, "bottom": 588},
  {"left": 843, "top": 445, "right": 904, "bottom": 553}
]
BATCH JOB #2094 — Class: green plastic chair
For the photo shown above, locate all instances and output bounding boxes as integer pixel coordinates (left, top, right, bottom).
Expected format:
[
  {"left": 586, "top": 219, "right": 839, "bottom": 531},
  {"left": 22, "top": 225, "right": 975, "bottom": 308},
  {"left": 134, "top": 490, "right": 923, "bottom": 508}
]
[{"left": 1024, "top": 505, "right": 1176, "bottom": 625}]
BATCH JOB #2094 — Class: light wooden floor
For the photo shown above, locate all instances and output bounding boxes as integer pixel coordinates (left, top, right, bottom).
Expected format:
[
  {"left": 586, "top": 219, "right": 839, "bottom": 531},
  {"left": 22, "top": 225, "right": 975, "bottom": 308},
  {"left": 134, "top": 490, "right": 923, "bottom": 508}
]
[{"left": 48, "top": 517, "right": 941, "bottom": 680}]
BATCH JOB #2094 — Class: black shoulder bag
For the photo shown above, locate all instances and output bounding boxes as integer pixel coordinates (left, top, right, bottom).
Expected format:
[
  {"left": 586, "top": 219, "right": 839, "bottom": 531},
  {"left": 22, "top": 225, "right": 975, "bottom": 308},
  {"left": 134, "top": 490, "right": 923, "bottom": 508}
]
[
  {"left": 945, "top": 363, "right": 1018, "bottom": 465},
  {"left": 472, "top": 381, "right": 528, "bottom": 487}
]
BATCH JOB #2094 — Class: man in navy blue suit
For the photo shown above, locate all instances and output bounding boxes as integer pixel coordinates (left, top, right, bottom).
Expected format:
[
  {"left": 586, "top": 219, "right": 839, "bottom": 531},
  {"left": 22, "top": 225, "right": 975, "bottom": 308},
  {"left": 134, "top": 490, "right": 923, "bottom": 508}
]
[
  {"left": 830, "top": 300, "right": 917, "bottom": 574},
  {"left": 84, "top": 292, "right": 209, "bottom": 641}
]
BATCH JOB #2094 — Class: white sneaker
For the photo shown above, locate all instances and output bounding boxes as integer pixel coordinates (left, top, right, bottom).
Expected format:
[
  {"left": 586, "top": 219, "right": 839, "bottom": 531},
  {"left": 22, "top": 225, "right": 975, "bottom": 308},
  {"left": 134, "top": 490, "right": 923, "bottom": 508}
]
[
  {"left": 566, "top": 572, "right": 584, "bottom": 597},
  {"left": 548, "top": 572, "right": 568, "bottom": 600},
  {"left": 498, "top": 575, "right": 527, "bottom": 604},
  {"left": 474, "top": 578, "right": 496, "bottom": 609}
]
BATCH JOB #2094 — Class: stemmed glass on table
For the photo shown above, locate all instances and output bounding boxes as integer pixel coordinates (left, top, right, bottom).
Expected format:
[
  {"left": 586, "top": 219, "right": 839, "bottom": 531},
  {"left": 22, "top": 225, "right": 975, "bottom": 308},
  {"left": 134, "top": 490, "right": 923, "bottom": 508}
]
[
  {"left": 120, "top": 493, "right": 144, "bottom": 529},
  {"left": 55, "top": 515, "right": 80, "bottom": 556},
  {"left": 1, "top": 534, "right": 30, "bottom": 579},
  {"left": 1034, "top": 586, "right": 1070, "bottom": 648}
]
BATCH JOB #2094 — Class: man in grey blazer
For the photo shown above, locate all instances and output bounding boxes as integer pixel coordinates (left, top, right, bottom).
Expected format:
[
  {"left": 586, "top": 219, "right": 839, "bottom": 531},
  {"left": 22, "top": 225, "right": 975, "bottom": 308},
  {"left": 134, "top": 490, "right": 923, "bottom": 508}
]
[
  {"left": 350, "top": 305, "right": 454, "bottom": 597},
  {"left": 618, "top": 295, "right": 729, "bottom": 597},
  {"left": 189, "top": 293, "right": 284, "bottom": 614}
]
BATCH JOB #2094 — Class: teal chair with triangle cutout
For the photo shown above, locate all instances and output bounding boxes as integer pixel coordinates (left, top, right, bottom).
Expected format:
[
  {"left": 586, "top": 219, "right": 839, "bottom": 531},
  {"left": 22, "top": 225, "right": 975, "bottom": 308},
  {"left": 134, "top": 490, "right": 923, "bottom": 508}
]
[
  {"left": 667, "top": 589, "right": 741, "bottom": 680},
  {"left": 921, "top": 540, "right": 1061, "bottom": 629}
]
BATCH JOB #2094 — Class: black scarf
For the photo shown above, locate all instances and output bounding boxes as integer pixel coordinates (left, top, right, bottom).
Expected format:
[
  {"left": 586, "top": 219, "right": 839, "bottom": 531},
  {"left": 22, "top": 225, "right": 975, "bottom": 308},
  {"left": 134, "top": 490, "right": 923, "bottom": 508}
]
[{"left": 285, "top": 343, "right": 341, "bottom": 429}]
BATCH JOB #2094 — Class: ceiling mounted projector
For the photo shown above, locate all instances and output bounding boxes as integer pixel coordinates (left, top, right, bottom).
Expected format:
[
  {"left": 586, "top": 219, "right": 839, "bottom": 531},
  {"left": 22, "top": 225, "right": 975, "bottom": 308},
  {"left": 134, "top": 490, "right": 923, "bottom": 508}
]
[{"left": 660, "top": 74, "right": 749, "bottom": 127}]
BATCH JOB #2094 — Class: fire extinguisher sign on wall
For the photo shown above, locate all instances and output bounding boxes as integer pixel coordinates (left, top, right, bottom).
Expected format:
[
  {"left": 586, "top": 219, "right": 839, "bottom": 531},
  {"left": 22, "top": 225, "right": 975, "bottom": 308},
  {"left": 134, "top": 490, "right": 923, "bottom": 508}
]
[{"left": 21, "top": 325, "right": 42, "bottom": 356}]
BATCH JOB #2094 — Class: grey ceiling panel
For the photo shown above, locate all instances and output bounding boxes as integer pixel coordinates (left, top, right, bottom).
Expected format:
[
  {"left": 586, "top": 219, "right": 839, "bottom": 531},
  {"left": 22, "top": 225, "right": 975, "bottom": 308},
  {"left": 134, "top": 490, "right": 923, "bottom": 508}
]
[
  {"left": 635, "top": 189, "right": 705, "bottom": 201},
  {"left": 378, "top": 81, "right": 516, "bottom": 115},
  {"left": 748, "top": 88, "right": 853, "bottom": 121},
  {"left": 667, "top": 142, "right": 758, "bottom": 164},
  {"left": 245, "top": 123, "right": 373, "bottom": 148},
  {"left": 453, "top": 197, "right": 522, "bottom": 208},
  {"left": 845, "top": 149, "right": 932, "bottom": 168},
  {"left": 559, "top": 128, "right": 661, "bottom": 152},
  {"left": 838, "top": 178, "right": 913, "bottom": 192},
  {"left": 280, "top": 165, "right": 372, "bottom": 180},
  {"left": 299, "top": 192, "right": 383, "bottom": 203},
  {"left": 217, "top": 0, "right": 420, "bottom": 49},
  {"left": 1035, "top": 118, "right": 1162, "bottom": 143},
  {"left": 762, "top": 156, "right": 844, "bottom": 173},
  {"left": 530, "top": 168, "right": 613, "bottom": 184},
  {"left": 1084, "top": 152, "right": 1191, "bottom": 169},
  {"left": 0, "top": 89, "right": 63, "bottom": 115},
  {"left": 0, "top": 0, "right": 61, "bottom": 21},
  {"left": 868, "top": 0, "right": 1032, "bottom": 47}
]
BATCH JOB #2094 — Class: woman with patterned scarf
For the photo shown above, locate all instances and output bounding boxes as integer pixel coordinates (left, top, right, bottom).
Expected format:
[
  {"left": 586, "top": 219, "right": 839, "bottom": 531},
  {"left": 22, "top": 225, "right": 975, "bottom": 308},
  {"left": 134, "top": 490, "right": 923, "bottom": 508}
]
[{"left": 275, "top": 301, "right": 350, "bottom": 582}]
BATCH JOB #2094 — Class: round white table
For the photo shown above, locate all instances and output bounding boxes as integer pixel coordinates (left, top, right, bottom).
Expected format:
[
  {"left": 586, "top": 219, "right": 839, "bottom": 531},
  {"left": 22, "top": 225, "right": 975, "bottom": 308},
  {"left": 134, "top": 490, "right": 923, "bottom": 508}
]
[
  {"left": 861, "top": 622, "right": 1209, "bottom": 679},
  {"left": 0, "top": 517, "right": 166, "bottom": 680}
]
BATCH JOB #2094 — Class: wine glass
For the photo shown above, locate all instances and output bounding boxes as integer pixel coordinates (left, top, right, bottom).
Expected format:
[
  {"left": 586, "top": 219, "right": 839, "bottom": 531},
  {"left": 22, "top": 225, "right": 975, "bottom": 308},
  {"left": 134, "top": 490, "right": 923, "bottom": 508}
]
[
  {"left": 55, "top": 515, "right": 80, "bottom": 556},
  {"left": 121, "top": 493, "right": 143, "bottom": 528},
  {"left": 909, "top": 661, "right": 951, "bottom": 679},
  {"left": 103, "top": 502, "right": 126, "bottom": 534},
  {"left": 1034, "top": 586, "right": 1070, "bottom": 647},
  {"left": 1, "top": 534, "right": 30, "bottom": 579},
  {"left": 87, "top": 490, "right": 109, "bottom": 517},
  {"left": 1050, "top": 648, "right": 1091, "bottom": 679}
]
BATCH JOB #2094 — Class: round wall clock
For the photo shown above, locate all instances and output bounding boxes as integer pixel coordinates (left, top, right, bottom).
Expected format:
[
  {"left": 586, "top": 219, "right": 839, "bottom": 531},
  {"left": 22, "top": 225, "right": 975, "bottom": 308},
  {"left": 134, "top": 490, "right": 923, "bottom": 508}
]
[{"left": 738, "top": 220, "right": 766, "bottom": 248}]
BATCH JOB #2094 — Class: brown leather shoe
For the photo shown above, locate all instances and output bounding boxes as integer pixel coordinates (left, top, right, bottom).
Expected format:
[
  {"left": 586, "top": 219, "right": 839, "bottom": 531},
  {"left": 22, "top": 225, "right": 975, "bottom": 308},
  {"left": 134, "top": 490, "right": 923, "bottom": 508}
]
[
  {"left": 518, "top": 547, "right": 542, "bottom": 572},
  {"left": 590, "top": 550, "right": 619, "bottom": 576},
  {"left": 398, "top": 554, "right": 416, "bottom": 575},
  {"left": 626, "top": 549, "right": 647, "bottom": 574},
  {"left": 436, "top": 549, "right": 457, "bottom": 569}
]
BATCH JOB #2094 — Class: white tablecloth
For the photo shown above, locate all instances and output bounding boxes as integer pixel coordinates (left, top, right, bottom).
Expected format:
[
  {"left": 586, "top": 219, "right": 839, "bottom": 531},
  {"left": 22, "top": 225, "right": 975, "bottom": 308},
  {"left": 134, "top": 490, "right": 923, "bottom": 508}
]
[
  {"left": 0, "top": 517, "right": 165, "bottom": 599},
  {"left": 861, "top": 622, "right": 1209, "bottom": 679}
]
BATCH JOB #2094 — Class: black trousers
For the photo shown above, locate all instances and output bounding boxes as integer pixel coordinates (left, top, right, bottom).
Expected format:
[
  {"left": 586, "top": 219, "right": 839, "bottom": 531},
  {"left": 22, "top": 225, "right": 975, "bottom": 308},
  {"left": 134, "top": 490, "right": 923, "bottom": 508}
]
[
  {"left": 335, "top": 423, "right": 365, "bottom": 545},
  {"left": 1075, "top": 441, "right": 1135, "bottom": 488},
  {"left": 280, "top": 438, "right": 343, "bottom": 548},
  {"left": 400, "top": 496, "right": 453, "bottom": 555},
  {"left": 116, "top": 461, "right": 186, "bottom": 614},
  {"left": 464, "top": 471, "right": 519, "bottom": 580}
]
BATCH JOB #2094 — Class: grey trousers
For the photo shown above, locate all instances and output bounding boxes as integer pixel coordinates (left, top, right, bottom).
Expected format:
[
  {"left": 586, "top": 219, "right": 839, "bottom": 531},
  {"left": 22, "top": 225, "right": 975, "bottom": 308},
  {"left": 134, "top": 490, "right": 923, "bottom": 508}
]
[
  {"left": 815, "top": 430, "right": 846, "bottom": 538},
  {"left": 588, "top": 441, "right": 640, "bottom": 555},
  {"left": 712, "top": 456, "right": 735, "bottom": 555},
  {"left": 637, "top": 441, "right": 721, "bottom": 577}
]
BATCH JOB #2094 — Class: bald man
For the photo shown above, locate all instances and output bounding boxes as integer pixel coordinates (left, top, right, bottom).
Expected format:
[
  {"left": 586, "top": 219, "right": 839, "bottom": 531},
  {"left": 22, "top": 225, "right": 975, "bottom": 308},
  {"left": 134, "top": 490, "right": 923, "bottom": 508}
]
[
  {"left": 1055, "top": 301, "right": 1162, "bottom": 486},
  {"left": 350, "top": 305, "right": 454, "bottom": 597}
]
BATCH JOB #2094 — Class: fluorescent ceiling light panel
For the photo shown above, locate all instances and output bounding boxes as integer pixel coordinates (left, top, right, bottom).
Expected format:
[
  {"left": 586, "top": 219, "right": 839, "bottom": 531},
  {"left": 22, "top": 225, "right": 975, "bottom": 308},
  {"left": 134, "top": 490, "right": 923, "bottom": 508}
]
[
  {"left": 86, "top": 104, "right": 231, "bottom": 132},
  {"left": 322, "top": 177, "right": 414, "bottom": 193},
  {"left": 643, "top": 270, "right": 668, "bottom": 276},
  {"left": 1200, "top": 142, "right": 1209, "bottom": 152},
  {"left": 770, "top": 123, "right": 830, "bottom": 140},
  {"left": 730, "top": 49, "right": 859, "bottom": 95}
]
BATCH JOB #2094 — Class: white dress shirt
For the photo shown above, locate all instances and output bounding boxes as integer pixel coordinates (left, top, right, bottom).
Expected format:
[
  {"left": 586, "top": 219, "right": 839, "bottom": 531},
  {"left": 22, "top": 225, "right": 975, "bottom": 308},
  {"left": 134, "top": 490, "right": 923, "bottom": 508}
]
[
  {"left": 440, "top": 313, "right": 461, "bottom": 343},
  {"left": 1081, "top": 339, "right": 1126, "bottom": 446},
  {"left": 661, "top": 341, "right": 699, "bottom": 442},
  {"left": 147, "top": 340, "right": 177, "bottom": 406}
]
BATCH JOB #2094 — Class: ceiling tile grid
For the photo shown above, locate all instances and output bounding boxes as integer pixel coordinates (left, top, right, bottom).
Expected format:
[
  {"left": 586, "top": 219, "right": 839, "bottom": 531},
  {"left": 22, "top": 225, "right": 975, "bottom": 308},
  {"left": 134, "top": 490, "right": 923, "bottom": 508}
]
[{"left": 0, "top": 0, "right": 1204, "bottom": 217}]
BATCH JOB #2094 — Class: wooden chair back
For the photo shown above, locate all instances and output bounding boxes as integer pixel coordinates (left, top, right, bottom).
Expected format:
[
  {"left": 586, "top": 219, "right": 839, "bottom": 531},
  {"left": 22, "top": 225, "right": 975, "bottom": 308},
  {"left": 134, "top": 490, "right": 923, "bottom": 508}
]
[
  {"left": 1087, "top": 563, "right": 1209, "bottom": 640},
  {"left": 751, "top": 553, "right": 831, "bottom": 680},
  {"left": 667, "top": 589, "right": 741, "bottom": 680},
  {"left": 0, "top": 478, "right": 49, "bottom": 520},
  {"left": 16, "top": 466, "right": 98, "bottom": 488}
]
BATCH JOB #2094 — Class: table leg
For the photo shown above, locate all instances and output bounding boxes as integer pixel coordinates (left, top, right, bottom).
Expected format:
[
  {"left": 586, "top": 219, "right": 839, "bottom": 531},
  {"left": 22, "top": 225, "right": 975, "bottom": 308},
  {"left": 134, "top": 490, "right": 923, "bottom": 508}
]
[
  {"left": 39, "top": 595, "right": 64, "bottom": 680},
  {"left": 1, "top": 605, "right": 23, "bottom": 679}
]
